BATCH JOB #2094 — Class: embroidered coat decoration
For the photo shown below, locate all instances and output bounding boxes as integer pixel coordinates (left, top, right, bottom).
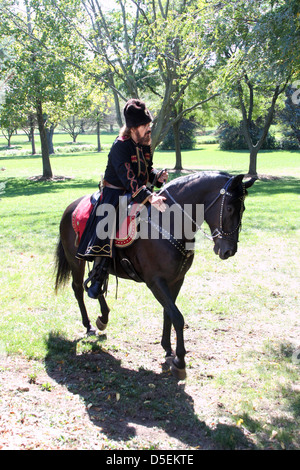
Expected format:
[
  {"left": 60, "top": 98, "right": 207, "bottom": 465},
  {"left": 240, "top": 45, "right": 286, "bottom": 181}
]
[{"left": 76, "top": 136, "right": 162, "bottom": 260}]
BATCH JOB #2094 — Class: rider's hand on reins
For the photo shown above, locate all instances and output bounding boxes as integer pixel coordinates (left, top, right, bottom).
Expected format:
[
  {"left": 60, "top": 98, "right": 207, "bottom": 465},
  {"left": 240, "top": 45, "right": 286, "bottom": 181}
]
[
  {"left": 149, "top": 193, "right": 167, "bottom": 212},
  {"left": 157, "top": 169, "right": 169, "bottom": 184}
]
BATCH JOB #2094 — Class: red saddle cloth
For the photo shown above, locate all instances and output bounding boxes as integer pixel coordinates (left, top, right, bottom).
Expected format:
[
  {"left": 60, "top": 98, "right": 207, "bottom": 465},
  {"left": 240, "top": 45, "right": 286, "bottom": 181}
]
[
  {"left": 72, "top": 196, "right": 94, "bottom": 247},
  {"left": 72, "top": 194, "right": 139, "bottom": 248}
]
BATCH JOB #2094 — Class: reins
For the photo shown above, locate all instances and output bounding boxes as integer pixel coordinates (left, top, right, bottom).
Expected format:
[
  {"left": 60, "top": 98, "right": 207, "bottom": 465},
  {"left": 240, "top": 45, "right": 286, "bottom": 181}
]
[
  {"left": 202, "top": 176, "right": 246, "bottom": 239},
  {"left": 160, "top": 185, "right": 216, "bottom": 241},
  {"left": 138, "top": 175, "right": 246, "bottom": 262},
  {"left": 158, "top": 176, "right": 246, "bottom": 243}
]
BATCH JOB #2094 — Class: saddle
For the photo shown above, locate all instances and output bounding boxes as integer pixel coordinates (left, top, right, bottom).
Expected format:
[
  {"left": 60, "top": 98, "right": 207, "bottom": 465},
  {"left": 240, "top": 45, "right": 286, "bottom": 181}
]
[{"left": 72, "top": 190, "right": 140, "bottom": 249}]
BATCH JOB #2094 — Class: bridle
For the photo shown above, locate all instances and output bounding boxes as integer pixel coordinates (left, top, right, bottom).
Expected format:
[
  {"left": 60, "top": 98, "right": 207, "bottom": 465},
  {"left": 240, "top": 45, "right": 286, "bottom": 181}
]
[
  {"left": 204, "top": 176, "right": 246, "bottom": 240},
  {"left": 159, "top": 176, "right": 246, "bottom": 242}
]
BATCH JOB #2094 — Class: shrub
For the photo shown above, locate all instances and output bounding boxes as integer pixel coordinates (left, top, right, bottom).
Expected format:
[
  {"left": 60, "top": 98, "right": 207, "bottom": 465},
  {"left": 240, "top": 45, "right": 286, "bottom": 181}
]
[
  {"left": 218, "top": 121, "right": 278, "bottom": 151},
  {"left": 279, "top": 128, "right": 300, "bottom": 150},
  {"left": 279, "top": 138, "right": 300, "bottom": 150}
]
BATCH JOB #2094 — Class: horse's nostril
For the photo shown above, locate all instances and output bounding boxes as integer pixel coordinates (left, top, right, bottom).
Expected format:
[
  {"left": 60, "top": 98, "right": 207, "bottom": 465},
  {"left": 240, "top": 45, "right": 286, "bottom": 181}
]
[
  {"left": 216, "top": 248, "right": 236, "bottom": 260},
  {"left": 224, "top": 249, "right": 236, "bottom": 259}
]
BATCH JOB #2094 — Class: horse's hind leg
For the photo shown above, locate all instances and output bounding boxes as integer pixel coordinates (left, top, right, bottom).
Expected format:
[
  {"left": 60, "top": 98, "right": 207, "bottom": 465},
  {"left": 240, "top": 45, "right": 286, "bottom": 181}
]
[
  {"left": 96, "top": 295, "right": 110, "bottom": 331},
  {"left": 71, "top": 261, "right": 97, "bottom": 335},
  {"left": 70, "top": 258, "right": 110, "bottom": 334}
]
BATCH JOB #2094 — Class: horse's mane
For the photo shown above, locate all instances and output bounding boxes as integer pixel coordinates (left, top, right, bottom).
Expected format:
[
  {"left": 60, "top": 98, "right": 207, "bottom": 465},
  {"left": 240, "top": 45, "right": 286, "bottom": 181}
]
[{"left": 162, "top": 170, "right": 231, "bottom": 191}]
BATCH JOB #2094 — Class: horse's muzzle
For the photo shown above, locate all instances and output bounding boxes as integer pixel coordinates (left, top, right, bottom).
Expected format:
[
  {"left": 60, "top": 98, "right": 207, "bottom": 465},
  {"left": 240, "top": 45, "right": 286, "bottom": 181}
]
[{"left": 214, "top": 240, "right": 237, "bottom": 260}]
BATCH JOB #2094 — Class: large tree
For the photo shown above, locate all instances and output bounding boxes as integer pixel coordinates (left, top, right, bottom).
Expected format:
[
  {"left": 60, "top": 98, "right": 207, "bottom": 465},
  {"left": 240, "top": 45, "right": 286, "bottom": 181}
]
[
  {"left": 210, "top": 0, "right": 300, "bottom": 175},
  {"left": 49, "top": 0, "right": 219, "bottom": 159},
  {"left": 0, "top": 1, "right": 222, "bottom": 170},
  {"left": 0, "top": 0, "right": 87, "bottom": 178}
]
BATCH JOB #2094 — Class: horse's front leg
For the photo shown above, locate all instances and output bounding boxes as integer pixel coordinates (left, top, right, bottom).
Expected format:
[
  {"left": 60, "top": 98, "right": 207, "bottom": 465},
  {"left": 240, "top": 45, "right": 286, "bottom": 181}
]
[
  {"left": 149, "top": 278, "right": 186, "bottom": 380},
  {"left": 161, "top": 309, "right": 173, "bottom": 359},
  {"left": 161, "top": 280, "right": 184, "bottom": 361}
]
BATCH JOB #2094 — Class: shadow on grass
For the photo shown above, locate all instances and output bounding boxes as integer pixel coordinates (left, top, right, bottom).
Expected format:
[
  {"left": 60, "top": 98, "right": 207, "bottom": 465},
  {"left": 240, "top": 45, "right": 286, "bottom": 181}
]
[
  {"left": 44, "top": 331, "right": 255, "bottom": 450},
  {"left": 0, "top": 149, "right": 106, "bottom": 162},
  {"left": 166, "top": 171, "right": 300, "bottom": 196},
  {"left": 249, "top": 177, "right": 300, "bottom": 197},
  {"left": 0, "top": 176, "right": 99, "bottom": 199},
  {"left": 156, "top": 170, "right": 300, "bottom": 202},
  {"left": 1, "top": 172, "right": 298, "bottom": 203}
]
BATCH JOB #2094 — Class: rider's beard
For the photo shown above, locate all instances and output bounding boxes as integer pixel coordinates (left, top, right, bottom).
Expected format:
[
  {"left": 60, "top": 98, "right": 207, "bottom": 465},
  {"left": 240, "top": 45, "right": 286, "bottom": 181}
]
[{"left": 136, "top": 129, "right": 151, "bottom": 146}]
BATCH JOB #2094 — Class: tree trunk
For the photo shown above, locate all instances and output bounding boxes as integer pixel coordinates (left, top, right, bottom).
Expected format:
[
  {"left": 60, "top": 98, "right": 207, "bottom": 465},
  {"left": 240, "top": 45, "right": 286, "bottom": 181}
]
[
  {"left": 36, "top": 99, "right": 53, "bottom": 178},
  {"left": 151, "top": 101, "right": 173, "bottom": 149},
  {"left": 96, "top": 120, "right": 101, "bottom": 152},
  {"left": 239, "top": 79, "right": 286, "bottom": 177},
  {"left": 108, "top": 75, "right": 123, "bottom": 128},
  {"left": 173, "top": 119, "right": 183, "bottom": 171},
  {"left": 29, "top": 114, "right": 36, "bottom": 155},
  {"left": 72, "top": 116, "right": 77, "bottom": 143},
  {"left": 248, "top": 146, "right": 258, "bottom": 176},
  {"left": 31, "top": 130, "right": 36, "bottom": 155},
  {"left": 46, "top": 122, "right": 55, "bottom": 155}
]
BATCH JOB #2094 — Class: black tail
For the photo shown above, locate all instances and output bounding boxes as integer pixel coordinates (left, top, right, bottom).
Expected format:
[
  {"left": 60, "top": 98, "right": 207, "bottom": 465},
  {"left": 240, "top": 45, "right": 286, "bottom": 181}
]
[{"left": 54, "top": 239, "right": 72, "bottom": 293}]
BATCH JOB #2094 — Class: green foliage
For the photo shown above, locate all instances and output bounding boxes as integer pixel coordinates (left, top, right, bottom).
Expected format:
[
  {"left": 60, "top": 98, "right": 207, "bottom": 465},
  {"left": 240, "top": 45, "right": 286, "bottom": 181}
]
[
  {"left": 207, "top": 0, "right": 300, "bottom": 173},
  {"left": 158, "top": 118, "right": 197, "bottom": 150},
  {"left": 278, "top": 84, "right": 300, "bottom": 149},
  {"left": 1, "top": 0, "right": 300, "bottom": 173},
  {"left": 218, "top": 122, "right": 278, "bottom": 151},
  {"left": 0, "top": 0, "right": 87, "bottom": 122}
]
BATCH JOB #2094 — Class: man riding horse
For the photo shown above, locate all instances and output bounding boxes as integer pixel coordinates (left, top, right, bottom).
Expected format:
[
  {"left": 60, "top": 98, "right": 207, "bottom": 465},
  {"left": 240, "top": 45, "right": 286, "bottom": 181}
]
[{"left": 76, "top": 99, "right": 169, "bottom": 299}]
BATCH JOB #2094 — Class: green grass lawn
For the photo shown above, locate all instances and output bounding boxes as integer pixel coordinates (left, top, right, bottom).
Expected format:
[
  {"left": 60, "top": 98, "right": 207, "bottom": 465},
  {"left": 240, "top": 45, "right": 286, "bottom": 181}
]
[
  {"left": 0, "top": 131, "right": 299, "bottom": 450},
  {"left": 1, "top": 130, "right": 299, "bottom": 179}
]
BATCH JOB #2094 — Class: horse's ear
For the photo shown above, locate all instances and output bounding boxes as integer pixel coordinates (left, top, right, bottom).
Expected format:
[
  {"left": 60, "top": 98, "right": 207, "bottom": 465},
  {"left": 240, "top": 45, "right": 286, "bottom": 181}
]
[
  {"left": 229, "top": 174, "right": 244, "bottom": 190},
  {"left": 244, "top": 176, "right": 257, "bottom": 188},
  {"left": 229, "top": 174, "right": 257, "bottom": 190}
]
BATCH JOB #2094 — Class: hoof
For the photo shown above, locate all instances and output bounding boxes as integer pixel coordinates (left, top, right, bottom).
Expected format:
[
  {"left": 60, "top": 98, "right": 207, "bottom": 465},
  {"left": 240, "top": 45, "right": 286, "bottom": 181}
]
[
  {"left": 162, "top": 354, "right": 174, "bottom": 371},
  {"left": 171, "top": 362, "right": 186, "bottom": 380},
  {"left": 165, "top": 355, "right": 174, "bottom": 365},
  {"left": 87, "top": 326, "right": 97, "bottom": 336},
  {"left": 96, "top": 316, "right": 108, "bottom": 331}
]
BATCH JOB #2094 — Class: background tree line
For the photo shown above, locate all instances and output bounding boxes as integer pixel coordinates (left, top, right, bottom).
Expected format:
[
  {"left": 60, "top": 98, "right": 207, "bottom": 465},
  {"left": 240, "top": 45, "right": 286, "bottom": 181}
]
[{"left": 0, "top": 0, "right": 299, "bottom": 178}]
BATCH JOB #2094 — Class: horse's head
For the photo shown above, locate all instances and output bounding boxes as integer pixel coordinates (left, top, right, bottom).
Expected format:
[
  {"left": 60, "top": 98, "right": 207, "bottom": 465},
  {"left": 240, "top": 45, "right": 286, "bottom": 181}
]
[{"left": 205, "top": 174, "right": 256, "bottom": 260}]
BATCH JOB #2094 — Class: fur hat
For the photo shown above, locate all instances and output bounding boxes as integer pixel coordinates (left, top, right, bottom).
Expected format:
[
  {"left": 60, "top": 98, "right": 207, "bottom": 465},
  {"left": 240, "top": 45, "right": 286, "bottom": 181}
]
[{"left": 123, "top": 99, "right": 153, "bottom": 128}]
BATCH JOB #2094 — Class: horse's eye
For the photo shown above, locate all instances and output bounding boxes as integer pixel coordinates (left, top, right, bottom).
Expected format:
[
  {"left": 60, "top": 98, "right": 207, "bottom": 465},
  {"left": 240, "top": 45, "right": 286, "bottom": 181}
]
[{"left": 227, "top": 205, "right": 233, "bottom": 213}]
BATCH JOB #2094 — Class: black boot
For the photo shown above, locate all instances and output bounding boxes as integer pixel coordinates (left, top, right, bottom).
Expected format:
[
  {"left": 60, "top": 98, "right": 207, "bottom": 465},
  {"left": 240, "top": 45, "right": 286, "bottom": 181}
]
[{"left": 84, "top": 257, "right": 111, "bottom": 299}]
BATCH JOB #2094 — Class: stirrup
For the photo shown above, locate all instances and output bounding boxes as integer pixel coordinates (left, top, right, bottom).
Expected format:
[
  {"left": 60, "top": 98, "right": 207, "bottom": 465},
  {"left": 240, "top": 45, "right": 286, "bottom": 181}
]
[
  {"left": 83, "top": 275, "right": 93, "bottom": 293},
  {"left": 83, "top": 258, "right": 110, "bottom": 298},
  {"left": 83, "top": 267, "right": 97, "bottom": 292},
  {"left": 87, "top": 276, "right": 108, "bottom": 299},
  {"left": 83, "top": 259, "right": 103, "bottom": 292}
]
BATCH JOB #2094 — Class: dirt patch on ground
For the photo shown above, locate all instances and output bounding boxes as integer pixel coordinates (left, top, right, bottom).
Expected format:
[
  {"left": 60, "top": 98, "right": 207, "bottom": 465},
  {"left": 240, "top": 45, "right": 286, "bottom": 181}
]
[
  {"left": 27, "top": 175, "right": 73, "bottom": 182},
  {"left": 1, "top": 312, "right": 297, "bottom": 451},
  {"left": 0, "top": 350, "right": 216, "bottom": 451},
  {"left": 1, "top": 250, "right": 299, "bottom": 451}
]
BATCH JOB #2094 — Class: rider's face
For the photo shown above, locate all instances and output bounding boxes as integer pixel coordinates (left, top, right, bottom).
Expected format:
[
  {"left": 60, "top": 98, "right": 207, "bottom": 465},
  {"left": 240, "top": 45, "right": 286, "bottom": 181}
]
[{"left": 133, "top": 123, "right": 152, "bottom": 146}]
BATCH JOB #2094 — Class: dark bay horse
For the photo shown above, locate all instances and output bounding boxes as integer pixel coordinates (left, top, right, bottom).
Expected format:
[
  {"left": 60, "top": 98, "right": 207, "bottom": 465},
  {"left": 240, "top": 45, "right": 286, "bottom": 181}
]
[{"left": 55, "top": 171, "right": 256, "bottom": 379}]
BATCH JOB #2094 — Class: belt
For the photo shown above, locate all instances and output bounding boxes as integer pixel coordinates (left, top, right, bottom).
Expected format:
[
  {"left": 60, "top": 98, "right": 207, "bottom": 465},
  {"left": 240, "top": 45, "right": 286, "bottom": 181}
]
[{"left": 103, "top": 180, "right": 125, "bottom": 190}]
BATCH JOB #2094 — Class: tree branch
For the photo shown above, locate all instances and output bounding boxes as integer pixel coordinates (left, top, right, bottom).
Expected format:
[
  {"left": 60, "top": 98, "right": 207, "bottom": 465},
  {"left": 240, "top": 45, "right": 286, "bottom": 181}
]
[
  {"left": 171, "top": 93, "right": 220, "bottom": 125},
  {"left": 244, "top": 72, "right": 254, "bottom": 124},
  {"left": 237, "top": 80, "right": 253, "bottom": 149}
]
